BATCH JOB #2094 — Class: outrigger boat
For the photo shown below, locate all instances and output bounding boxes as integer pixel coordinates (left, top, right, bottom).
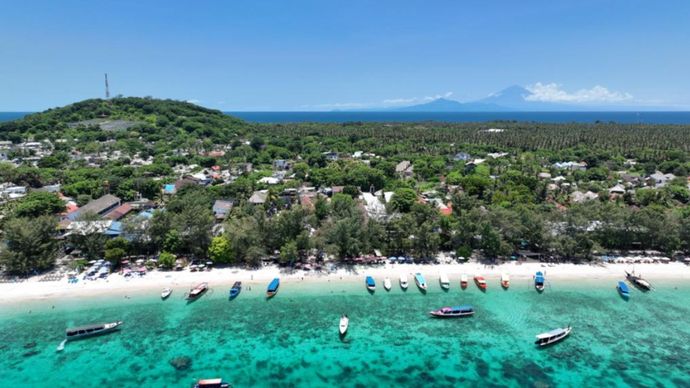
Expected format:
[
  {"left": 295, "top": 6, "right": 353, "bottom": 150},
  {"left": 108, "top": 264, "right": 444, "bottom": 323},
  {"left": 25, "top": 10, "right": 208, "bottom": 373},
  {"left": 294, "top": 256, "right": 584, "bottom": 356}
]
[
  {"left": 193, "top": 378, "right": 230, "bottom": 388},
  {"left": 535, "top": 326, "right": 572, "bottom": 347},
  {"left": 229, "top": 281, "right": 242, "bottom": 300},
  {"left": 383, "top": 277, "right": 392, "bottom": 291},
  {"left": 460, "top": 274, "right": 468, "bottom": 289},
  {"left": 161, "top": 287, "right": 173, "bottom": 300},
  {"left": 439, "top": 272, "right": 450, "bottom": 290},
  {"left": 617, "top": 281, "right": 630, "bottom": 299},
  {"left": 501, "top": 273, "right": 510, "bottom": 289},
  {"left": 474, "top": 275, "right": 487, "bottom": 290},
  {"left": 534, "top": 271, "right": 545, "bottom": 292},
  {"left": 414, "top": 273, "right": 427, "bottom": 291},
  {"left": 625, "top": 270, "right": 652, "bottom": 291},
  {"left": 339, "top": 314, "right": 349, "bottom": 336},
  {"left": 365, "top": 276, "right": 376, "bottom": 292},
  {"left": 65, "top": 321, "right": 123, "bottom": 341},
  {"left": 187, "top": 282, "right": 208, "bottom": 300},
  {"left": 266, "top": 278, "right": 280, "bottom": 298},
  {"left": 429, "top": 305, "right": 474, "bottom": 318},
  {"left": 399, "top": 274, "right": 409, "bottom": 290}
]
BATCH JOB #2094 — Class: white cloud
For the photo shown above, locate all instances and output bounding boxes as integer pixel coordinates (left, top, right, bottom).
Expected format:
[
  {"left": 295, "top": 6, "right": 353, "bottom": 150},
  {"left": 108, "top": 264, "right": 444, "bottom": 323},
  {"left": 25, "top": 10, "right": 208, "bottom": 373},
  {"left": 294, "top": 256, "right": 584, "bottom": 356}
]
[
  {"left": 525, "top": 83, "right": 633, "bottom": 103},
  {"left": 186, "top": 99, "right": 202, "bottom": 104}
]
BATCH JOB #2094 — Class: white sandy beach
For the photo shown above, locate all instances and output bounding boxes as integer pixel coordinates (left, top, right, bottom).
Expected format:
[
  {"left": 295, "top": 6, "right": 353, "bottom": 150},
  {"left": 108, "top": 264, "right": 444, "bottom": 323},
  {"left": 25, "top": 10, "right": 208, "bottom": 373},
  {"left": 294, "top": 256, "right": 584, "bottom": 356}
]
[{"left": 1, "top": 261, "right": 689, "bottom": 305}]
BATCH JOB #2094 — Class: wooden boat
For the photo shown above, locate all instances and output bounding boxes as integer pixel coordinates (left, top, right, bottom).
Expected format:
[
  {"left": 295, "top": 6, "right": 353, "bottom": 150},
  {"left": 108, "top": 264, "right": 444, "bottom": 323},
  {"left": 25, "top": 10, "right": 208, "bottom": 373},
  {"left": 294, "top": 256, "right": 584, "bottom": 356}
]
[
  {"left": 534, "top": 271, "right": 545, "bottom": 292},
  {"left": 414, "top": 273, "right": 427, "bottom": 291},
  {"left": 625, "top": 271, "right": 652, "bottom": 291},
  {"left": 229, "top": 281, "right": 242, "bottom": 300},
  {"left": 429, "top": 305, "right": 474, "bottom": 318},
  {"left": 187, "top": 282, "right": 208, "bottom": 300},
  {"left": 365, "top": 276, "right": 376, "bottom": 292},
  {"left": 193, "top": 378, "right": 230, "bottom": 388},
  {"left": 399, "top": 274, "right": 409, "bottom": 290},
  {"left": 383, "top": 277, "right": 392, "bottom": 291},
  {"left": 161, "top": 287, "right": 172, "bottom": 300},
  {"left": 266, "top": 278, "right": 280, "bottom": 298},
  {"left": 617, "top": 281, "right": 630, "bottom": 298},
  {"left": 339, "top": 314, "right": 349, "bottom": 336},
  {"left": 535, "top": 326, "right": 572, "bottom": 347},
  {"left": 460, "top": 274, "right": 468, "bottom": 289},
  {"left": 501, "top": 273, "right": 510, "bottom": 289},
  {"left": 474, "top": 275, "right": 487, "bottom": 290},
  {"left": 439, "top": 272, "right": 450, "bottom": 290},
  {"left": 65, "top": 321, "right": 123, "bottom": 341}
]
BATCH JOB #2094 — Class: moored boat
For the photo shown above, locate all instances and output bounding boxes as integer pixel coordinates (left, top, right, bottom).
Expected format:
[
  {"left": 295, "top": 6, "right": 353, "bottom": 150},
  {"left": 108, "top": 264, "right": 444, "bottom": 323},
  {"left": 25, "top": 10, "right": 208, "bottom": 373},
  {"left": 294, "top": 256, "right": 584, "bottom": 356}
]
[
  {"left": 439, "top": 272, "right": 450, "bottom": 290},
  {"left": 617, "top": 281, "right": 630, "bottom": 298},
  {"left": 535, "top": 271, "right": 545, "bottom": 292},
  {"left": 193, "top": 378, "right": 230, "bottom": 388},
  {"left": 383, "top": 277, "right": 392, "bottom": 291},
  {"left": 501, "top": 273, "right": 510, "bottom": 289},
  {"left": 266, "top": 278, "right": 280, "bottom": 298},
  {"left": 229, "top": 281, "right": 242, "bottom": 300},
  {"left": 460, "top": 274, "right": 468, "bottom": 289},
  {"left": 399, "top": 274, "right": 409, "bottom": 290},
  {"left": 161, "top": 287, "right": 173, "bottom": 299},
  {"left": 339, "top": 314, "right": 349, "bottom": 336},
  {"left": 429, "top": 305, "right": 474, "bottom": 318},
  {"left": 65, "top": 321, "right": 123, "bottom": 341},
  {"left": 534, "top": 326, "right": 572, "bottom": 347},
  {"left": 474, "top": 275, "right": 487, "bottom": 290},
  {"left": 365, "top": 276, "right": 376, "bottom": 292},
  {"left": 625, "top": 270, "right": 652, "bottom": 291},
  {"left": 414, "top": 273, "right": 427, "bottom": 291},
  {"left": 187, "top": 282, "right": 208, "bottom": 300}
]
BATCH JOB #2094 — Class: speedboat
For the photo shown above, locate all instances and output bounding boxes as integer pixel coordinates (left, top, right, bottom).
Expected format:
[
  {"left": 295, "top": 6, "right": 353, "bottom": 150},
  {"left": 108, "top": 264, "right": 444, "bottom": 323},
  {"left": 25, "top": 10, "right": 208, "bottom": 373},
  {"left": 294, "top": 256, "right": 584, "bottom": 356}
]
[
  {"left": 460, "top": 274, "right": 468, "bottom": 289},
  {"left": 625, "top": 271, "right": 652, "bottom": 291},
  {"left": 535, "top": 326, "right": 572, "bottom": 347},
  {"left": 229, "top": 281, "right": 242, "bottom": 300},
  {"left": 365, "top": 276, "right": 376, "bottom": 292},
  {"left": 383, "top": 277, "right": 392, "bottom": 291},
  {"left": 193, "top": 378, "right": 230, "bottom": 388},
  {"left": 429, "top": 305, "right": 474, "bottom": 318},
  {"left": 339, "top": 314, "right": 349, "bottom": 336},
  {"left": 187, "top": 282, "right": 208, "bottom": 300},
  {"left": 65, "top": 321, "right": 123, "bottom": 341},
  {"left": 535, "top": 272, "right": 545, "bottom": 292},
  {"left": 501, "top": 273, "right": 510, "bottom": 289},
  {"left": 266, "top": 278, "right": 280, "bottom": 298},
  {"left": 161, "top": 287, "right": 173, "bottom": 299},
  {"left": 399, "top": 274, "right": 409, "bottom": 290},
  {"left": 439, "top": 272, "right": 450, "bottom": 290},
  {"left": 617, "top": 281, "right": 630, "bottom": 299},
  {"left": 474, "top": 275, "right": 487, "bottom": 290},
  {"left": 414, "top": 273, "right": 427, "bottom": 291}
]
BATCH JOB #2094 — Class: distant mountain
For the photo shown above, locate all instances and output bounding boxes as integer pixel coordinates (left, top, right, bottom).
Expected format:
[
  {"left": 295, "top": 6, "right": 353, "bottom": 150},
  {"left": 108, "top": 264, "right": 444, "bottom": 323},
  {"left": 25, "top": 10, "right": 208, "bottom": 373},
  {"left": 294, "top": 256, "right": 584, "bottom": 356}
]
[{"left": 394, "top": 98, "right": 505, "bottom": 112}]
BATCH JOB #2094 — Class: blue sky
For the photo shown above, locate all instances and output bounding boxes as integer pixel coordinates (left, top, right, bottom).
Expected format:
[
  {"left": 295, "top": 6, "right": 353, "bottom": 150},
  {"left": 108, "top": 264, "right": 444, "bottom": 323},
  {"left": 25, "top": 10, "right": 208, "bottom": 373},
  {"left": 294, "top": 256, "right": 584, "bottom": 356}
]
[{"left": 1, "top": 0, "right": 689, "bottom": 111}]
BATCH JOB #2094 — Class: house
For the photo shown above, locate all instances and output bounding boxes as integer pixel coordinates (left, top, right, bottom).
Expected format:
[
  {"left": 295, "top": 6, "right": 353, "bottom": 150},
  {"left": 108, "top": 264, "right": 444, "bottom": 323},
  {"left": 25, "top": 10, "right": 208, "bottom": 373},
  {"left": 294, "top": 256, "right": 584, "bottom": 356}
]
[
  {"left": 323, "top": 151, "right": 339, "bottom": 161},
  {"left": 609, "top": 184, "right": 626, "bottom": 195},
  {"left": 453, "top": 152, "right": 471, "bottom": 162},
  {"left": 104, "top": 203, "right": 133, "bottom": 221},
  {"left": 467, "top": 159, "right": 486, "bottom": 167},
  {"left": 212, "top": 200, "right": 234, "bottom": 220},
  {"left": 352, "top": 151, "right": 363, "bottom": 159},
  {"left": 647, "top": 171, "right": 675, "bottom": 188},
  {"left": 273, "top": 159, "right": 291, "bottom": 170},
  {"left": 570, "top": 191, "right": 599, "bottom": 203},
  {"left": 395, "top": 161, "right": 414, "bottom": 178},
  {"left": 538, "top": 172, "right": 552, "bottom": 180},
  {"left": 258, "top": 176, "right": 281, "bottom": 185},
  {"left": 248, "top": 190, "right": 268, "bottom": 205},
  {"left": 553, "top": 161, "right": 587, "bottom": 171},
  {"left": 67, "top": 194, "right": 121, "bottom": 221},
  {"left": 0, "top": 185, "right": 27, "bottom": 200},
  {"left": 36, "top": 184, "right": 61, "bottom": 193},
  {"left": 487, "top": 152, "right": 509, "bottom": 159},
  {"left": 361, "top": 192, "right": 387, "bottom": 221}
]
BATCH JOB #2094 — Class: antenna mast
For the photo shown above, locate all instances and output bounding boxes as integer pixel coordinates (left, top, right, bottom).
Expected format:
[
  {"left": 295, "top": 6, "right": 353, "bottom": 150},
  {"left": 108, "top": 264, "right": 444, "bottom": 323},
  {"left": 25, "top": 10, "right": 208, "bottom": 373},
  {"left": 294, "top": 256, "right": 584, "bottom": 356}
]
[{"left": 104, "top": 73, "right": 110, "bottom": 99}]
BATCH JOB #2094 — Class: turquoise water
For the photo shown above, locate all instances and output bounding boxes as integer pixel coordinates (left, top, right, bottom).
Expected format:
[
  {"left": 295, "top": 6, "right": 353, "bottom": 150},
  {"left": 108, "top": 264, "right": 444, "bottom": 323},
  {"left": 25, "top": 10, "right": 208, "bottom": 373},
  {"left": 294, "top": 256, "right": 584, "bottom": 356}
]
[{"left": 2, "top": 278, "right": 690, "bottom": 387}]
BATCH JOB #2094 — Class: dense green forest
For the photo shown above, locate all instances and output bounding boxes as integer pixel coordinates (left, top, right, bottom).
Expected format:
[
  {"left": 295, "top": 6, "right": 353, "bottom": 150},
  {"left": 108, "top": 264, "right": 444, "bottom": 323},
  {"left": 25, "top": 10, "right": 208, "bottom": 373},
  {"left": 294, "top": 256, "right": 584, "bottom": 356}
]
[{"left": 1, "top": 97, "right": 689, "bottom": 274}]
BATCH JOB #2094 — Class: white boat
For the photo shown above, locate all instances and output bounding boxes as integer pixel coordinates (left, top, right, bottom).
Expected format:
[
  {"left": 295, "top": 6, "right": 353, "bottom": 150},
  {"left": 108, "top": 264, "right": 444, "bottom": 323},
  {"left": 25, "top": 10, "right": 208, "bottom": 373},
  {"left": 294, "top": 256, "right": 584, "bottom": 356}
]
[
  {"left": 414, "top": 273, "right": 427, "bottom": 291},
  {"left": 161, "top": 287, "right": 173, "bottom": 299},
  {"left": 339, "top": 314, "right": 349, "bottom": 336},
  {"left": 383, "top": 277, "right": 392, "bottom": 291},
  {"left": 439, "top": 272, "right": 450, "bottom": 290},
  {"left": 501, "top": 273, "right": 510, "bottom": 289},
  {"left": 65, "top": 321, "right": 123, "bottom": 341},
  {"left": 535, "top": 326, "right": 572, "bottom": 347},
  {"left": 399, "top": 274, "right": 409, "bottom": 290},
  {"left": 460, "top": 274, "right": 468, "bottom": 289}
]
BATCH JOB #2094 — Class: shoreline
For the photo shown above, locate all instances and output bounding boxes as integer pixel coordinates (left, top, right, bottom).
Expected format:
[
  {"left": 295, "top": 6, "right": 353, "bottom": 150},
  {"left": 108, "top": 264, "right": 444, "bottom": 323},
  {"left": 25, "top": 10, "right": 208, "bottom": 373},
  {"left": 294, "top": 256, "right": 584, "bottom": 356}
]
[{"left": 1, "top": 261, "right": 689, "bottom": 307}]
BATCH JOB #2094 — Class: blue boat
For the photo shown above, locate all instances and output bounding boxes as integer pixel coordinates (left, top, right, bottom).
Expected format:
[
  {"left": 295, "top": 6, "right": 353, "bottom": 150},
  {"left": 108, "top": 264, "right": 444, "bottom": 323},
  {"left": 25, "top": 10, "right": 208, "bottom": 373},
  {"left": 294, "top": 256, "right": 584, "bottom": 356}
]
[
  {"left": 617, "top": 281, "right": 630, "bottom": 298},
  {"left": 429, "top": 305, "right": 474, "bottom": 318},
  {"left": 229, "top": 281, "right": 241, "bottom": 300},
  {"left": 266, "top": 278, "right": 280, "bottom": 298},
  {"left": 535, "top": 271, "right": 545, "bottom": 292},
  {"left": 414, "top": 273, "right": 427, "bottom": 291},
  {"left": 365, "top": 276, "right": 376, "bottom": 292}
]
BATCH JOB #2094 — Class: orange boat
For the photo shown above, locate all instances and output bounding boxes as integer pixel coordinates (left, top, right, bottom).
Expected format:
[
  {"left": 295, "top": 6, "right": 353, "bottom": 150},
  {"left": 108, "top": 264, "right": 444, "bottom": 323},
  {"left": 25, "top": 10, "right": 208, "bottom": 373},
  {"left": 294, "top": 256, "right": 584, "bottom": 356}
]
[{"left": 474, "top": 275, "right": 487, "bottom": 290}]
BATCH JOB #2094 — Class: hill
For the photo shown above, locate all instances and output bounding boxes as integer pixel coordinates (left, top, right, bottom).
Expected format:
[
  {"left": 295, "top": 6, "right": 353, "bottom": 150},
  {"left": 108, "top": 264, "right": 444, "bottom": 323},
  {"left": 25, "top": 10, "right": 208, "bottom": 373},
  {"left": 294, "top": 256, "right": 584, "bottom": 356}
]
[{"left": 394, "top": 98, "right": 505, "bottom": 112}]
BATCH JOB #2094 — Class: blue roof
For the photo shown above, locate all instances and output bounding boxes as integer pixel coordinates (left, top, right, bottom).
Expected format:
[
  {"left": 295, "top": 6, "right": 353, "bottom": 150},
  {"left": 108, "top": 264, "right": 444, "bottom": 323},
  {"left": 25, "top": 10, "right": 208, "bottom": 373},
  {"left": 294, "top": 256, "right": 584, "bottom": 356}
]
[
  {"left": 163, "top": 184, "right": 176, "bottom": 194},
  {"left": 105, "top": 221, "right": 122, "bottom": 236}
]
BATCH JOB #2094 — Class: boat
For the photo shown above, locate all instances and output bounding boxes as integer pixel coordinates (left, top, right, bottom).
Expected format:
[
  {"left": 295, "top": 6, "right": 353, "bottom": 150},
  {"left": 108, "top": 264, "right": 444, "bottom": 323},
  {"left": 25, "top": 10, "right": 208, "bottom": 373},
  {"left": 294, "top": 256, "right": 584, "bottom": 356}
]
[
  {"left": 65, "top": 321, "right": 123, "bottom": 341},
  {"left": 229, "top": 281, "right": 242, "bottom": 300},
  {"left": 617, "top": 281, "right": 630, "bottom": 298},
  {"left": 383, "top": 277, "right": 392, "bottom": 291},
  {"left": 339, "top": 314, "right": 349, "bottom": 336},
  {"left": 439, "top": 272, "right": 450, "bottom": 290},
  {"left": 429, "top": 305, "right": 474, "bottom": 318},
  {"left": 187, "top": 282, "right": 208, "bottom": 300},
  {"left": 365, "top": 276, "right": 376, "bottom": 292},
  {"left": 266, "top": 278, "right": 280, "bottom": 298},
  {"left": 414, "top": 273, "right": 427, "bottom": 291},
  {"left": 534, "top": 326, "right": 572, "bottom": 347},
  {"left": 193, "top": 378, "right": 230, "bottom": 388},
  {"left": 625, "top": 270, "right": 652, "bottom": 291},
  {"left": 399, "top": 274, "right": 409, "bottom": 290},
  {"left": 460, "top": 274, "right": 468, "bottom": 289},
  {"left": 501, "top": 273, "right": 510, "bottom": 289},
  {"left": 535, "top": 271, "right": 545, "bottom": 292},
  {"left": 474, "top": 275, "right": 487, "bottom": 290},
  {"left": 161, "top": 287, "right": 173, "bottom": 299}
]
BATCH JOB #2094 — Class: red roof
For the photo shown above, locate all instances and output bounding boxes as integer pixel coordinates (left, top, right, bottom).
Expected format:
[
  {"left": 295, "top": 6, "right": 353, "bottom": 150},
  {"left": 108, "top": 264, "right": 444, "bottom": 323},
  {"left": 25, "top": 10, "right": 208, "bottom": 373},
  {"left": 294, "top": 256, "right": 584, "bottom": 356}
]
[{"left": 104, "top": 203, "right": 133, "bottom": 220}]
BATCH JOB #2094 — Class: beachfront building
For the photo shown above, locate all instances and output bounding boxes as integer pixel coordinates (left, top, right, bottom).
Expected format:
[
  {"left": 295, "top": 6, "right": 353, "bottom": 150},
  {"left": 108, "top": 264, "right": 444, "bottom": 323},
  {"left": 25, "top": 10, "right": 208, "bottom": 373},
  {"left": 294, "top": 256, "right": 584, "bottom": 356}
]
[{"left": 66, "top": 194, "right": 121, "bottom": 221}]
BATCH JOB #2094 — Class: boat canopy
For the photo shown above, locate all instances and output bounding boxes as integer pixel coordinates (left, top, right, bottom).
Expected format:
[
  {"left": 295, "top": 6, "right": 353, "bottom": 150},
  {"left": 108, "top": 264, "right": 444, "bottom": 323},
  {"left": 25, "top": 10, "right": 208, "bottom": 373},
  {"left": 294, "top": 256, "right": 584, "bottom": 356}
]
[
  {"left": 536, "top": 327, "right": 566, "bottom": 339},
  {"left": 267, "top": 278, "right": 280, "bottom": 291},
  {"left": 415, "top": 273, "right": 425, "bottom": 282},
  {"left": 535, "top": 272, "right": 545, "bottom": 282},
  {"left": 365, "top": 276, "right": 375, "bottom": 286},
  {"left": 618, "top": 281, "right": 629, "bottom": 291},
  {"left": 449, "top": 305, "right": 473, "bottom": 312}
]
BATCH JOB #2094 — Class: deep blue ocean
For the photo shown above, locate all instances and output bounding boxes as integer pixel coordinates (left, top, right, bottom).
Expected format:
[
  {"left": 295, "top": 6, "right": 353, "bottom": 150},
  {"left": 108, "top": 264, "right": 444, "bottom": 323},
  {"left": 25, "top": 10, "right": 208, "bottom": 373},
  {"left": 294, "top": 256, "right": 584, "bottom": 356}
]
[{"left": 3, "top": 111, "right": 690, "bottom": 124}]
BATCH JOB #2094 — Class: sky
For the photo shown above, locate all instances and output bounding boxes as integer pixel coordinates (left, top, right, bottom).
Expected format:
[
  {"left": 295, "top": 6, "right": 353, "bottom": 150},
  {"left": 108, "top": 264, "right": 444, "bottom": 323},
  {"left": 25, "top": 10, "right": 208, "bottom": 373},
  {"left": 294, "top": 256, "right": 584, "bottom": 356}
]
[{"left": 1, "top": 0, "right": 689, "bottom": 111}]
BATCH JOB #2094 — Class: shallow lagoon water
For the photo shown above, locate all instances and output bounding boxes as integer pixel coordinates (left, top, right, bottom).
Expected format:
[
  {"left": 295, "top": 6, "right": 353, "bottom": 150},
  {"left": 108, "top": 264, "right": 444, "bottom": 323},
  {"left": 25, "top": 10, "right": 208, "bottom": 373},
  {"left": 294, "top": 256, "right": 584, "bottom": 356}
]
[{"left": 2, "top": 278, "right": 689, "bottom": 387}]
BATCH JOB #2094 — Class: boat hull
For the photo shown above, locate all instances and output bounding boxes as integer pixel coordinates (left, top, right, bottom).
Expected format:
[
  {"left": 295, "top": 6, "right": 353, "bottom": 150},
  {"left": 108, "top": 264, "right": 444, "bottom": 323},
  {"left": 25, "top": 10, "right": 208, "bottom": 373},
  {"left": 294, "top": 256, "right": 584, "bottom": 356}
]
[
  {"left": 535, "top": 327, "right": 572, "bottom": 347},
  {"left": 66, "top": 321, "right": 123, "bottom": 341},
  {"left": 429, "top": 311, "right": 474, "bottom": 318}
]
